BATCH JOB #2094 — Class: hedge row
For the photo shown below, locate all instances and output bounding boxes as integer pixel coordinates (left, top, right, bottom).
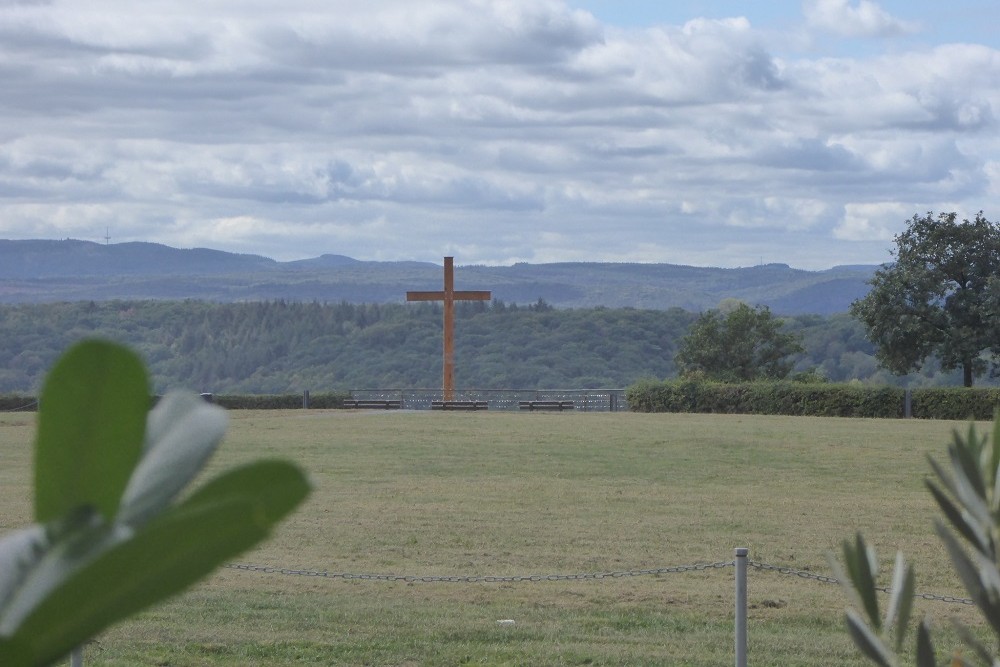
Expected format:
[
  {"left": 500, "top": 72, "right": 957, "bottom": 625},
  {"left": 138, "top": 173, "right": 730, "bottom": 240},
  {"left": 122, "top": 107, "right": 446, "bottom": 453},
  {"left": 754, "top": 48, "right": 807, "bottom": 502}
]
[
  {"left": 9, "top": 384, "right": 999, "bottom": 419},
  {"left": 0, "top": 392, "right": 352, "bottom": 412},
  {"left": 625, "top": 380, "right": 1000, "bottom": 421}
]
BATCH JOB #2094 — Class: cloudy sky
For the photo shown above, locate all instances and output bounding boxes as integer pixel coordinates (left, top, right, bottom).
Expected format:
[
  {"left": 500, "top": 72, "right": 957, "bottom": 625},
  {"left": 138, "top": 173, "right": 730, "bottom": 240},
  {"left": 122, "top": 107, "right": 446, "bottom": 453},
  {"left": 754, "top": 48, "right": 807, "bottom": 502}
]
[{"left": 2, "top": 0, "right": 998, "bottom": 269}]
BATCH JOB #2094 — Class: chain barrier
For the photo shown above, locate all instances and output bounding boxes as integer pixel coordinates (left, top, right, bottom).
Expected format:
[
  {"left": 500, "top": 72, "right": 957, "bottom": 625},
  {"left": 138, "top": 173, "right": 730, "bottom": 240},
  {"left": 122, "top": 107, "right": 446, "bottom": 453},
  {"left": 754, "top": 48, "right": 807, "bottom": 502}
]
[
  {"left": 1, "top": 400, "right": 38, "bottom": 412},
  {"left": 225, "top": 559, "right": 974, "bottom": 606},
  {"left": 748, "top": 560, "right": 840, "bottom": 585},
  {"left": 225, "top": 560, "right": 734, "bottom": 583},
  {"left": 749, "top": 560, "right": 974, "bottom": 606}
]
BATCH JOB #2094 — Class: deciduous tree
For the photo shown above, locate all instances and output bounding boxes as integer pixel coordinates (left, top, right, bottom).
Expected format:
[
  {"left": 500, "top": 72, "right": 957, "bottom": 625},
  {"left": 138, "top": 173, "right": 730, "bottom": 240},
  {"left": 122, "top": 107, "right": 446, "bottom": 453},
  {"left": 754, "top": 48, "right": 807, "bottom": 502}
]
[
  {"left": 674, "top": 302, "right": 803, "bottom": 381},
  {"left": 850, "top": 211, "right": 1000, "bottom": 387}
]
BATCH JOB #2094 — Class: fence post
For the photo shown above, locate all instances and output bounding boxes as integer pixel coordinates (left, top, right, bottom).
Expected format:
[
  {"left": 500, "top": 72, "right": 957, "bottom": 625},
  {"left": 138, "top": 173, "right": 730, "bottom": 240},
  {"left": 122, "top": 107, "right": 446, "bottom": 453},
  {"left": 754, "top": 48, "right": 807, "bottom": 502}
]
[
  {"left": 735, "top": 547, "right": 748, "bottom": 667},
  {"left": 303, "top": 390, "right": 310, "bottom": 410},
  {"left": 70, "top": 647, "right": 83, "bottom": 667},
  {"left": 904, "top": 389, "right": 911, "bottom": 418}
]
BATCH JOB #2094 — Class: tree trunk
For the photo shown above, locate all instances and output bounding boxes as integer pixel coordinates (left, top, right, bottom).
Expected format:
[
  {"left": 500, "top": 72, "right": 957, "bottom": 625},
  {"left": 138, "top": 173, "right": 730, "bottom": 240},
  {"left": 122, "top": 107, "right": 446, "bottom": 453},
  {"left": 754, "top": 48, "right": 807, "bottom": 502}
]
[{"left": 964, "top": 362, "right": 974, "bottom": 388}]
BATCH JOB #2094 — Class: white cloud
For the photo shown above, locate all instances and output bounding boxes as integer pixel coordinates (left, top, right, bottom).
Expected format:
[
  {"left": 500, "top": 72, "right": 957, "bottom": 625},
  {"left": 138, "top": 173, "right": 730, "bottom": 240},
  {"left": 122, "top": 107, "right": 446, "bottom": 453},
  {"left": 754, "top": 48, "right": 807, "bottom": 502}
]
[
  {"left": 804, "top": 0, "right": 919, "bottom": 39},
  {"left": 0, "top": 1, "right": 997, "bottom": 269},
  {"left": 834, "top": 202, "right": 911, "bottom": 240}
]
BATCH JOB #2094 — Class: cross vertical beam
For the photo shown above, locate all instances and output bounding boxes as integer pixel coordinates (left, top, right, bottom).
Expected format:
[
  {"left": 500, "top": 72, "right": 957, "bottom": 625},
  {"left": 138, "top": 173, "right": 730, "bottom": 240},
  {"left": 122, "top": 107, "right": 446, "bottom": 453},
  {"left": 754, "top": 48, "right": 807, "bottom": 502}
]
[{"left": 406, "top": 257, "right": 491, "bottom": 401}]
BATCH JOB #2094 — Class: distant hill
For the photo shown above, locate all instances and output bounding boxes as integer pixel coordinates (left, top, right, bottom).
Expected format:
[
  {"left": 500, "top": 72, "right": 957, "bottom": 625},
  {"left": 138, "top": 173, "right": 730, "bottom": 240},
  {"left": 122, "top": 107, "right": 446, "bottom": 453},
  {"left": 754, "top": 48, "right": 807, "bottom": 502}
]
[
  {"left": 0, "top": 239, "right": 277, "bottom": 277},
  {"left": 0, "top": 239, "right": 877, "bottom": 315}
]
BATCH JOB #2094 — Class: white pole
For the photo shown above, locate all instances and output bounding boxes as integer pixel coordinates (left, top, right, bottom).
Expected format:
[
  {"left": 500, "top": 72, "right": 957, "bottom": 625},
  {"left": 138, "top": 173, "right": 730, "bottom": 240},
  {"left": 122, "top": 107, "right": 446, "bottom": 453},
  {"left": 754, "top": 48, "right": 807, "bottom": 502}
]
[
  {"left": 735, "top": 547, "right": 748, "bottom": 667},
  {"left": 70, "top": 647, "right": 83, "bottom": 667}
]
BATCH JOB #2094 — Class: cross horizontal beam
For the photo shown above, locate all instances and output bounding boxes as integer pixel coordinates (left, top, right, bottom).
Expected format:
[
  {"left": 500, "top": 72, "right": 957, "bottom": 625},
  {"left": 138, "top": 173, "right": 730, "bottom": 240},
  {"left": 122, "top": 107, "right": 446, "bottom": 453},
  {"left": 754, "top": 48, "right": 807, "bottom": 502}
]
[{"left": 406, "top": 290, "right": 492, "bottom": 301}]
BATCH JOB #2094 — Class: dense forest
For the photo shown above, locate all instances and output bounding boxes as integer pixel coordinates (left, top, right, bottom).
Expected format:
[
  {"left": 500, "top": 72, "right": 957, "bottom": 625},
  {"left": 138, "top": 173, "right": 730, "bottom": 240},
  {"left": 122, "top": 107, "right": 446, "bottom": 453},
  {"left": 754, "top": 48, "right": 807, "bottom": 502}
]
[{"left": 0, "top": 300, "right": 974, "bottom": 395}]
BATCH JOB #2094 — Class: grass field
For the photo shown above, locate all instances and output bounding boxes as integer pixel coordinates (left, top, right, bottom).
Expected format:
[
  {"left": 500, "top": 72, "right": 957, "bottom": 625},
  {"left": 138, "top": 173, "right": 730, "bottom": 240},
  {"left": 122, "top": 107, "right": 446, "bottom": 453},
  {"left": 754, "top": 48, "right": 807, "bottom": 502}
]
[{"left": 0, "top": 410, "right": 990, "bottom": 665}]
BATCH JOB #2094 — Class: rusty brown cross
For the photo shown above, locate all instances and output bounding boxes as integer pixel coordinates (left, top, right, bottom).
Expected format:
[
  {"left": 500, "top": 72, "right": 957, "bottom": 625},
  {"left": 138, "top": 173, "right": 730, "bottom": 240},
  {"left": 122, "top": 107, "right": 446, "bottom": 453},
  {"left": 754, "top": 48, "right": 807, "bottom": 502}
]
[{"left": 406, "top": 257, "right": 491, "bottom": 401}]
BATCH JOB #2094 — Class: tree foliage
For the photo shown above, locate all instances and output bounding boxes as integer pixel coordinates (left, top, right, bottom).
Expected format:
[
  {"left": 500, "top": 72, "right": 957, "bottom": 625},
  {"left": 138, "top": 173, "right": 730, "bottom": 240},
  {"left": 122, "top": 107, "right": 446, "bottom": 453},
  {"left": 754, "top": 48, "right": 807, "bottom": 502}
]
[
  {"left": 850, "top": 212, "right": 1000, "bottom": 387},
  {"left": 0, "top": 300, "right": 696, "bottom": 392},
  {"left": 0, "top": 300, "right": 988, "bottom": 394},
  {"left": 673, "top": 303, "right": 804, "bottom": 382}
]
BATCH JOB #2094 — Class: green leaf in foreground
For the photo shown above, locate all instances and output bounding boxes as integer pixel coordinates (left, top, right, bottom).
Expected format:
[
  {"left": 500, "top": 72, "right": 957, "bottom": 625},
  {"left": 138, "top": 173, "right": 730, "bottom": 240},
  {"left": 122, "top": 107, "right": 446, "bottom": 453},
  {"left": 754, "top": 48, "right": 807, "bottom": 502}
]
[
  {"left": 1, "top": 340, "right": 312, "bottom": 667},
  {"left": 885, "top": 552, "right": 914, "bottom": 653},
  {"left": 117, "top": 391, "right": 229, "bottom": 528},
  {"left": 177, "top": 459, "right": 311, "bottom": 522},
  {"left": 34, "top": 340, "right": 148, "bottom": 524},
  {"left": 844, "top": 608, "right": 896, "bottom": 667},
  {"left": 2, "top": 460, "right": 309, "bottom": 667},
  {"left": 843, "top": 533, "right": 882, "bottom": 631},
  {"left": 914, "top": 620, "right": 935, "bottom": 667}
]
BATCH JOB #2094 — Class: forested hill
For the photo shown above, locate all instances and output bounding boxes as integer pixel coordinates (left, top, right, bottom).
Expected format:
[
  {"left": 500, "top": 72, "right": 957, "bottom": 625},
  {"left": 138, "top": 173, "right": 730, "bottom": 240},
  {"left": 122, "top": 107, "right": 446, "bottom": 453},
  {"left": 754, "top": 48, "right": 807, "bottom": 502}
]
[
  {"left": 0, "top": 239, "right": 876, "bottom": 314},
  {"left": 0, "top": 300, "right": 966, "bottom": 395}
]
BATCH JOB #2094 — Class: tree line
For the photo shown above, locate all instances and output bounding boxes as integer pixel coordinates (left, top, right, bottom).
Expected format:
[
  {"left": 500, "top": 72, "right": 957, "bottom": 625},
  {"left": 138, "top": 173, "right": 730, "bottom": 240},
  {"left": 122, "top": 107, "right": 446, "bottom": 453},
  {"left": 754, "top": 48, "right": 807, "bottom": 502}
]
[{"left": 0, "top": 297, "right": 977, "bottom": 395}]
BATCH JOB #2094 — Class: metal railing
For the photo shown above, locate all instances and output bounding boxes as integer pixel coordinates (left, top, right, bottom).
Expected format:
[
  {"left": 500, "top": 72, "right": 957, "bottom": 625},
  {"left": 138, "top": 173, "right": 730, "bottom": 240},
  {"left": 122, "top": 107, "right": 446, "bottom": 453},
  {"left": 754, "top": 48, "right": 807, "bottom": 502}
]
[{"left": 348, "top": 387, "right": 629, "bottom": 411}]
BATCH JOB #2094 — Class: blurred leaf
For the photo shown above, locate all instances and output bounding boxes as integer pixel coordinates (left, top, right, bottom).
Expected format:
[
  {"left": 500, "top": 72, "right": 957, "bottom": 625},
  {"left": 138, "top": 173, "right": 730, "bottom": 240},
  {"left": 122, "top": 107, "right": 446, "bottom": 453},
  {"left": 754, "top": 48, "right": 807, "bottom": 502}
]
[
  {"left": 948, "top": 443, "right": 992, "bottom": 529},
  {"left": 987, "top": 418, "right": 1000, "bottom": 489},
  {"left": 845, "top": 608, "right": 896, "bottom": 667},
  {"left": 35, "top": 340, "right": 148, "bottom": 523},
  {"left": 915, "top": 619, "right": 935, "bottom": 667},
  {"left": 0, "top": 341, "right": 311, "bottom": 667},
  {"left": 951, "top": 434, "right": 983, "bottom": 500},
  {"left": 0, "top": 636, "right": 30, "bottom": 666},
  {"left": 991, "top": 416, "right": 1000, "bottom": 514},
  {"left": 884, "top": 552, "right": 915, "bottom": 652},
  {"left": 176, "top": 459, "right": 311, "bottom": 523},
  {"left": 117, "top": 392, "right": 228, "bottom": 527},
  {"left": 3, "top": 464, "right": 308, "bottom": 667},
  {"left": 844, "top": 533, "right": 882, "bottom": 630},
  {"left": 0, "top": 509, "right": 113, "bottom": 639},
  {"left": 926, "top": 478, "right": 990, "bottom": 555},
  {"left": 829, "top": 551, "right": 865, "bottom": 617},
  {"left": 936, "top": 522, "right": 1000, "bottom": 639},
  {"left": 949, "top": 618, "right": 995, "bottom": 667},
  {"left": 0, "top": 527, "right": 48, "bottom": 612},
  {"left": 928, "top": 453, "right": 963, "bottom": 508}
]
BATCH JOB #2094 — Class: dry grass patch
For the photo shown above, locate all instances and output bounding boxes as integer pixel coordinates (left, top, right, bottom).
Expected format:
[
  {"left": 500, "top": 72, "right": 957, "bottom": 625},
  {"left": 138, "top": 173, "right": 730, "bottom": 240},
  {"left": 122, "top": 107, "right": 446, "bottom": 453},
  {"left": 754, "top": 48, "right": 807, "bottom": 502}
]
[{"left": 0, "top": 410, "right": 987, "bottom": 665}]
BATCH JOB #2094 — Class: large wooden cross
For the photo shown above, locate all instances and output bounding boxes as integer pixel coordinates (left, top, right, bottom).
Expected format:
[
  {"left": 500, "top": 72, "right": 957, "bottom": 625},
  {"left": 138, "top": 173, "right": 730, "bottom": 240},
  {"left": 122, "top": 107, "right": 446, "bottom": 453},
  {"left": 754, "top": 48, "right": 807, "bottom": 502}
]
[{"left": 406, "top": 257, "right": 491, "bottom": 401}]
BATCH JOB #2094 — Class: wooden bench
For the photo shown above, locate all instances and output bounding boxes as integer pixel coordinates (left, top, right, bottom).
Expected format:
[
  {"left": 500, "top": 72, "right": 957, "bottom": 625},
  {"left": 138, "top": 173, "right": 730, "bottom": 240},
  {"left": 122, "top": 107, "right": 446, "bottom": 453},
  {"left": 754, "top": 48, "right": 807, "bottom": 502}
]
[
  {"left": 342, "top": 399, "right": 402, "bottom": 410},
  {"left": 519, "top": 400, "right": 575, "bottom": 411},
  {"left": 431, "top": 400, "right": 489, "bottom": 411}
]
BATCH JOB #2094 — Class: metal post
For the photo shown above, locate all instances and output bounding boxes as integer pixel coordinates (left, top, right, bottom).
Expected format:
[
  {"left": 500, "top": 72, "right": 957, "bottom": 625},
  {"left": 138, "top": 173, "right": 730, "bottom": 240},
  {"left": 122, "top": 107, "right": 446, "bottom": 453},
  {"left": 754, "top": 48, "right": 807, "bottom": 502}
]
[
  {"left": 735, "top": 547, "right": 748, "bottom": 667},
  {"left": 70, "top": 647, "right": 83, "bottom": 667},
  {"left": 302, "top": 389, "right": 310, "bottom": 409},
  {"left": 904, "top": 389, "right": 912, "bottom": 418}
]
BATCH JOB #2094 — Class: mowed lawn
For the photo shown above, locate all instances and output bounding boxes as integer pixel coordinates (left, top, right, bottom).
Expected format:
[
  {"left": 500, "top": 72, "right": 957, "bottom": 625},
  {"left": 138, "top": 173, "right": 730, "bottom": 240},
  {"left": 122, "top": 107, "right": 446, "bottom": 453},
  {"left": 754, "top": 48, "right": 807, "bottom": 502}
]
[{"left": 0, "top": 410, "right": 989, "bottom": 665}]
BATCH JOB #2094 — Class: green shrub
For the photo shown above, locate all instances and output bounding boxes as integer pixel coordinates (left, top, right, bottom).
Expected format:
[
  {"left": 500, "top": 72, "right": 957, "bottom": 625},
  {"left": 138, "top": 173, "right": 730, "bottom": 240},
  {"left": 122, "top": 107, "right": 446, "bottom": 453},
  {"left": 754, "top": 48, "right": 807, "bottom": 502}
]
[
  {"left": 910, "top": 387, "right": 1000, "bottom": 421},
  {"left": 626, "top": 380, "right": 904, "bottom": 418},
  {"left": 0, "top": 341, "right": 310, "bottom": 666}
]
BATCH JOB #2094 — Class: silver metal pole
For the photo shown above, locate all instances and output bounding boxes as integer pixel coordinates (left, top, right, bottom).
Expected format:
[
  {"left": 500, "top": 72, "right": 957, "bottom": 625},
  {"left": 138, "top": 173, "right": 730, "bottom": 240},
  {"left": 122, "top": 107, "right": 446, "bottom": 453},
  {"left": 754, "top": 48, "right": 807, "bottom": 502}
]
[
  {"left": 735, "top": 547, "right": 748, "bottom": 667},
  {"left": 70, "top": 647, "right": 83, "bottom": 667}
]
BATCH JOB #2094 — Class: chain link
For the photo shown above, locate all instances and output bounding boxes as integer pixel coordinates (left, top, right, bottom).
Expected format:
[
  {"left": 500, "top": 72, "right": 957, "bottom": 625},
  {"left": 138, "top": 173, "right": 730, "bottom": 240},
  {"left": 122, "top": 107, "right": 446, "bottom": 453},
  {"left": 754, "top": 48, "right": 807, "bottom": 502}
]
[
  {"left": 749, "top": 560, "right": 974, "bottom": 606},
  {"left": 1, "top": 400, "right": 38, "bottom": 412},
  {"left": 748, "top": 560, "right": 840, "bottom": 584},
  {"left": 225, "top": 560, "right": 734, "bottom": 584},
  {"left": 914, "top": 592, "right": 975, "bottom": 605}
]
